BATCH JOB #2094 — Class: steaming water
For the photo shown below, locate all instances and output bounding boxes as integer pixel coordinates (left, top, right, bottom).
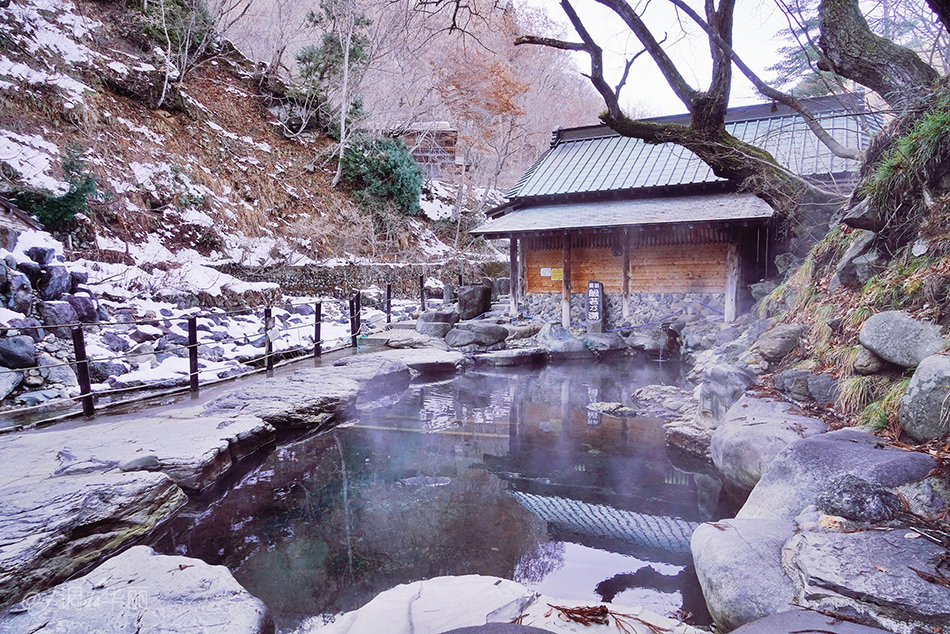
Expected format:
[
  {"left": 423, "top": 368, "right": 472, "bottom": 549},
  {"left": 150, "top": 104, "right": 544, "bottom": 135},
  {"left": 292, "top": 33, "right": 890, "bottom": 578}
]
[{"left": 151, "top": 356, "right": 727, "bottom": 632}]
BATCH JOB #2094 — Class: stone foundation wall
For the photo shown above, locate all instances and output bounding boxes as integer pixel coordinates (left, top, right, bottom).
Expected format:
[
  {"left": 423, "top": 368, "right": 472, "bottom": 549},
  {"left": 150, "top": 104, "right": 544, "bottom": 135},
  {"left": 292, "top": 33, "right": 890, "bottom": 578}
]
[{"left": 523, "top": 292, "right": 725, "bottom": 328}]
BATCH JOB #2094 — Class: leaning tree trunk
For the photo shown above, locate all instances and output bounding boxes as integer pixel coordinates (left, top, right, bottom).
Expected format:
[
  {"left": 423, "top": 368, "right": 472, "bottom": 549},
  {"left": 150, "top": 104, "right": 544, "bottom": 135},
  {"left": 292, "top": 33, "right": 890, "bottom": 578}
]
[
  {"left": 818, "top": 0, "right": 939, "bottom": 110},
  {"left": 926, "top": 0, "right": 950, "bottom": 38}
]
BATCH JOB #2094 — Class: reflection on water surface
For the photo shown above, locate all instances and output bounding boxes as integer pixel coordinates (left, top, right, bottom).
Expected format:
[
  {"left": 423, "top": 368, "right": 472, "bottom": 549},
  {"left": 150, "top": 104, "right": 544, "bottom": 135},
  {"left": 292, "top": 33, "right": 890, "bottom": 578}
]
[{"left": 152, "top": 356, "right": 725, "bottom": 632}]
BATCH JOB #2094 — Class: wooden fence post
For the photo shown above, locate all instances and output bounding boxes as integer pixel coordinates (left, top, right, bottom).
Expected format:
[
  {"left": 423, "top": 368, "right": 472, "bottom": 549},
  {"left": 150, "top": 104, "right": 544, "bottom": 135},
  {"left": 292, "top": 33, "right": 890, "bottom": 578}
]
[
  {"left": 71, "top": 327, "right": 94, "bottom": 417},
  {"left": 349, "top": 295, "right": 358, "bottom": 348},
  {"left": 188, "top": 316, "right": 199, "bottom": 393},
  {"left": 314, "top": 302, "right": 322, "bottom": 359},
  {"left": 264, "top": 307, "right": 274, "bottom": 375},
  {"left": 419, "top": 275, "right": 425, "bottom": 312},
  {"left": 385, "top": 283, "right": 391, "bottom": 324}
]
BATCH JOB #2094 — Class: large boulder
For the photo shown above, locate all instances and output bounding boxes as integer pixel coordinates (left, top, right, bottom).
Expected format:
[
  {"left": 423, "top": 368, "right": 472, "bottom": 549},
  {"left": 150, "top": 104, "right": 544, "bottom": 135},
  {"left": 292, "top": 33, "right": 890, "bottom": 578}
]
[
  {"left": 691, "top": 519, "right": 797, "bottom": 632},
  {"left": 711, "top": 396, "right": 827, "bottom": 496},
  {"left": 900, "top": 353, "right": 950, "bottom": 442},
  {"left": 37, "top": 265, "right": 72, "bottom": 301},
  {"left": 738, "top": 429, "right": 935, "bottom": 520},
  {"left": 36, "top": 352, "right": 78, "bottom": 390},
  {"left": 370, "top": 348, "right": 468, "bottom": 375},
  {"left": 6, "top": 271, "right": 31, "bottom": 315},
  {"left": 0, "top": 336, "right": 35, "bottom": 369},
  {"left": 25, "top": 245, "right": 56, "bottom": 266},
  {"left": 64, "top": 293, "right": 99, "bottom": 323},
  {"left": 0, "top": 546, "right": 272, "bottom": 633},
  {"left": 37, "top": 300, "right": 79, "bottom": 339},
  {"left": 9, "top": 318, "right": 44, "bottom": 343},
  {"left": 859, "top": 311, "right": 945, "bottom": 368},
  {"left": 731, "top": 610, "right": 894, "bottom": 633},
  {"left": 784, "top": 529, "right": 950, "bottom": 633},
  {"left": 841, "top": 197, "right": 885, "bottom": 232},
  {"left": 457, "top": 284, "right": 492, "bottom": 320},
  {"left": 445, "top": 322, "right": 508, "bottom": 350},
  {"left": 696, "top": 364, "right": 756, "bottom": 428},
  {"left": 535, "top": 323, "right": 592, "bottom": 358},
  {"left": 773, "top": 369, "right": 836, "bottom": 407},
  {"left": 0, "top": 472, "right": 187, "bottom": 608},
  {"left": 625, "top": 325, "right": 671, "bottom": 356},
  {"left": 815, "top": 474, "right": 902, "bottom": 523},
  {"left": 752, "top": 324, "right": 804, "bottom": 362},
  {"left": 0, "top": 371, "right": 22, "bottom": 400},
  {"left": 415, "top": 308, "right": 459, "bottom": 339}
]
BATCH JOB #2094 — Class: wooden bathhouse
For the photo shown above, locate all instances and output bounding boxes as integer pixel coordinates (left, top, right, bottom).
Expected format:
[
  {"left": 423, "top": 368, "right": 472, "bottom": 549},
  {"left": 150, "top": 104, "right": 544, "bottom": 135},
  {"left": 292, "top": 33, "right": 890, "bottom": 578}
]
[{"left": 471, "top": 96, "right": 872, "bottom": 327}]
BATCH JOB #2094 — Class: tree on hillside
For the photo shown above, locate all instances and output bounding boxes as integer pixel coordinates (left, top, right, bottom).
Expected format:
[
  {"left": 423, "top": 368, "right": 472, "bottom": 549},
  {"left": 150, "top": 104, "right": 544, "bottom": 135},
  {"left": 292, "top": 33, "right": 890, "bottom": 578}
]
[{"left": 417, "top": 0, "right": 948, "bottom": 222}]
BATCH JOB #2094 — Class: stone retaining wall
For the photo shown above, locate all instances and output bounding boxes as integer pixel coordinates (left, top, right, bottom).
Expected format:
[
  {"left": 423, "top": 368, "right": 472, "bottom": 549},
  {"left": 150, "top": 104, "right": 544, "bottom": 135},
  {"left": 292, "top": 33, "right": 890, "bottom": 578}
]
[{"left": 523, "top": 292, "right": 725, "bottom": 328}]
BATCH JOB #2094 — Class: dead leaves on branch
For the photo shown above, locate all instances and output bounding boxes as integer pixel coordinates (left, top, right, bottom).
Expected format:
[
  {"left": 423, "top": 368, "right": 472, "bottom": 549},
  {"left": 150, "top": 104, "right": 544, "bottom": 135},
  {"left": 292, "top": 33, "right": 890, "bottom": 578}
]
[{"left": 512, "top": 603, "right": 673, "bottom": 633}]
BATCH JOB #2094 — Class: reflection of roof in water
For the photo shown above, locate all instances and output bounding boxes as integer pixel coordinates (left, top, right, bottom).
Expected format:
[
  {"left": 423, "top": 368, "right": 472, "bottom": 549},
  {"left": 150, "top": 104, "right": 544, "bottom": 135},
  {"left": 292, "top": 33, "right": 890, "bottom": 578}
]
[{"left": 510, "top": 491, "right": 698, "bottom": 555}]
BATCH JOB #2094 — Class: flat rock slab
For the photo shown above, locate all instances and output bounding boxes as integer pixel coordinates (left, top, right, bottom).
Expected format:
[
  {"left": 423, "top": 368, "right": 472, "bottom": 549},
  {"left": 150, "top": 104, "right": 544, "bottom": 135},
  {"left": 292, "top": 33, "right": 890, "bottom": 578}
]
[
  {"left": 472, "top": 348, "right": 546, "bottom": 367},
  {"left": 738, "top": 429, "right": 935, "bottom": 520},
  {"left": 711, "top": 395, "right": 827, "bottom": 495},
  {"left": 367, "top": 348, "right": 468, "bottom": 375},
  {"left": 0, "top": 472, "right": 186, "bottom": 609},
  {"left": 297, "top": 575, "right": 700, "bottom": 634},
  {"left": 691, "top": 519, "right": 797, "bottom": 632},
  {"left": 204, "top": 371, "right": 361, "bottom": 431},
  {"left": 0, "top": 546, "right": 271, "bottom": 633},
  {"left": 330, "top": 356, "right": 412, "bottom": 397},
  {"left": 0, "top": 410, "right": 274, "bottom": 492},
  {"left": 785, "top": 529, "right": 950, "bottom": 633},
  {"left": 382, "top": 329, "right": 449, "bottom": 350},
  {"left": 731, "top": 609, "right": 893, "bottom": 633}
]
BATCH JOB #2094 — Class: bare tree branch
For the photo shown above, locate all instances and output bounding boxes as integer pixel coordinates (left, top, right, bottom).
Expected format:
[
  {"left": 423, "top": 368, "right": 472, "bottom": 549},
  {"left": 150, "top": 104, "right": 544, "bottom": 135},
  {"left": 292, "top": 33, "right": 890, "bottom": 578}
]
[
  {"left": 614, "top": 37, "right": 662, "bottom": 99},
  {"left": 668, "top": 0, "right": 862, "bottom": 160}
]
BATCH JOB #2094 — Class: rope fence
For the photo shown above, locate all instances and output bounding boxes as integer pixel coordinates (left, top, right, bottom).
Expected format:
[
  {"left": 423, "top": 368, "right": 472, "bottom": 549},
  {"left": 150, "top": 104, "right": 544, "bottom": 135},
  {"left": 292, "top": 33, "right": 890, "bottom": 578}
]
[{"left": 0, "top": 278, "right": 421, "bottom": 421}]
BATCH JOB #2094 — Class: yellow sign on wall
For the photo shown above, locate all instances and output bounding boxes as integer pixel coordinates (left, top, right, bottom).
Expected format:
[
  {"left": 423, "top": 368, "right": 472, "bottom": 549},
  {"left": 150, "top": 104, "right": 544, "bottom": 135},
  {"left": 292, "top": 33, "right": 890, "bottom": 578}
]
[{"left": 551, "top": 268, "right": 563, "bottom": 281}]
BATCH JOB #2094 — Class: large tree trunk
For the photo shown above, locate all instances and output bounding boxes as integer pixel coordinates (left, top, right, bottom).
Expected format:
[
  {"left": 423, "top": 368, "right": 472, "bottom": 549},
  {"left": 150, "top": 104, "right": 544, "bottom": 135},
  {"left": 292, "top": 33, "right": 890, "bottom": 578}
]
[
  {"left": 926, "top": 0, "right": 950, "bottom": 38},
  {"left": 818, "top": 0, "right": 939, "bottom": 110}
]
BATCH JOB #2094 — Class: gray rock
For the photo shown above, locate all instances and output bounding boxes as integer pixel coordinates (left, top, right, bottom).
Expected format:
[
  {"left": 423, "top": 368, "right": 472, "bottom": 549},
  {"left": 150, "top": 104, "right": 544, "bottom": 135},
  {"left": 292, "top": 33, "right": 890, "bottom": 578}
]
[
  {"left": 329, "top": 356, "right": 412, "bottom": 397},
  {"left": 816, "top": 474, "right": 902, "bottom": 523},
  {"left": 14, "top": 388, "right": 64, "bottom": 407},
  {"left": 38, "top": 265, "right": 71, "bottom": 301},
  {"left": 496, "top": 277, "right": 511, "bottom": 296},
  {"left": 445, "top": 322, "right": 508, "bottom": 349},
  {"left": 696, "top": 364, "right": 756, "bottom": 428},
  {"left": 773, "top": 369, "right": 837, "bottom": 406},
  {"left": 119, "top": 454, "right": 161, "bottom": 471},
  {"left": 504, "top": 322, "right": 543, "bottom": 340},
  {"left": 126, "top": 342, "right": 157, "bottom": 369},
  {"left": 415, "top": 308, "right": 459, "bottom": 338},
  {"left": 36, "top": 353, "right": 78, "bottom": 390},
  {"left": 625, "top": 326, "right": 670, "bottom": 355},
  {"left": 130, "top": 327, "right": 162, "bottom": 343},
  {"left": 15, "top": 260, "right": 41, "bottom": 285},
  {"left": 785, "top": 529, "right": 950, "bottom": 633},
  {"left": 731, "top": 609, "right": 894, "bottom": 633},
  {"left": 416, "top": 322, "right": 453, "bottom": 338},
  {"left": 0, "top": 472, "right": 186, "bottom": 608},
  {"left": 738, "top": 429, "right": 935, "bottom": 520},
  {"left": 472, "top": 348, "right": 547, "bottom": 367},
  {"left": 37, "top": 301, "right": 79, "bottom": 339},
  {"left": 0, "top": 546, "right": 271, "bottom": 633},
  {"left": 841, "top": 197, "right": 885, "bottom": 232},
  {"left": 457, "top": 284, "right": 492, "bottom": 320},
  {"left": 101, "top": 331, "right": 130, "bottom": 352},
  {"left": 711, "top": 396, "right": 827, "bottom": 495},
  {"left": 580, "top": 332, "right": 625, "bottom": 352},
  {"left": 89, "top": 359, "right": 129, "bottom": 383},
  {"left": 535, "top": 323, "right": 592, "bottom": 358},
  {"left": 369, "top": 348, "right": 469, "bottom": 375},
  {"left": 859, "top": 310, "right": 945, "bottom": 368},
  {"left": 6, "top": 271, "right": 31, "bottom": 315},
  {"left": 828, "top": 229, "right": 878, "bottom": 292},
  {"left": 753, "top": 324, "right": 804, "bottom": 362},
  {"left": 0, "top": 371, "right": 22, "bottom": 400},
  {"left": 25, "top": 246, "right": 56, "bottom": 266},
  {"left": 900, "top": 354, "right": 950, "bottom": 442},
  {"left": 382, "top": 330, "right": 450, "bottom": 350},
  {"left": 69, "top": 270, "right": 88, "bottom": 292},
  {"left": 852, "top": 345, "right": 886, "bottom": 375},
  {"left": 64, "top": 293, "right": 98, "bottom": 323},
  {"left": 691, "top": 519, "right": 797, "bottom": 632},
  {"left": 0, "top": 336, "right": 35, "bottom": 369},
  {"left": 9, "top": 318, "right": 44, "bottom": 343},
  {"left": 663, "top": 420, "right": 714, "bottom": 458}
]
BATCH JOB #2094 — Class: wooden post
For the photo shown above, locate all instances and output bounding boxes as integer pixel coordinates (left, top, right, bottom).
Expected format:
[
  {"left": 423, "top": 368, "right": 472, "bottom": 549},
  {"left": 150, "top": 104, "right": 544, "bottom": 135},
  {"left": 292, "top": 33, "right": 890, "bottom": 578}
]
[
  {"left": 385, "top": 283, "right": 392, "bottom": 324},
  {"left": 518, "top": 236, "right": 527, "bottom": 306},
  {"left": 725, "top": 240, "right": 740, "bottom": 323},
  {"left": 349, "top": 296, "right": 358, "bottom": 348},
  {"left": 71, "top": 327, "right": 94, "bottom": 417},
  {"left": 314, "top": 302, "right": 322, "bottom": 359},
  {"left": 419, "top": 275, "right": 425, "bottom": 312},
  {"left": 561, "top": 233, "right": 572, "bottom": 329},
  {"left": 264, "top": 307, "right": 274, "bottom": 375},
  {"left": 188, "top": 316, "right": 199, "bottom": 393},
  {"left": 355, "top": 290, "right": 362, "bottom": 342},
  {"left": 509, "top": 234, "right": 518, "bottom": 318},
  {"left": 622, "top": 230, "right": 631, "bottom": 320}
]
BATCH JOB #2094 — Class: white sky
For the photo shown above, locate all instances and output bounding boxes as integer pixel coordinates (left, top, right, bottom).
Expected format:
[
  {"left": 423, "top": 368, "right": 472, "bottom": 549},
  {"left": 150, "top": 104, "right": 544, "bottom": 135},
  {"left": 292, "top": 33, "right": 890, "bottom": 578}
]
[{"left": 526, "top": 0, "right": 792, "bottom": 116}]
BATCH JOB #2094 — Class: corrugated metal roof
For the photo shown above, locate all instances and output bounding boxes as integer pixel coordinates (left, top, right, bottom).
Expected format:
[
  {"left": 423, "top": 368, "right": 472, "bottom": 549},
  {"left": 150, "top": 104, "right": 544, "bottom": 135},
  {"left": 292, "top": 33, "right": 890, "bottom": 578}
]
[
  {"left": 471, "top": 192, "right": 773, "bottom": 236},
  {"left": 507, "top": 107, "right": 873, "bottom": 199}
]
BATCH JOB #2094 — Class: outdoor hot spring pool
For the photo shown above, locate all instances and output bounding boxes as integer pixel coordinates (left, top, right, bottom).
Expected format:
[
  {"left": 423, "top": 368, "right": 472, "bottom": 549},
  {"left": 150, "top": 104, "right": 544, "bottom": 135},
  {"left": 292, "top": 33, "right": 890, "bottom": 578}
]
[{"left": 150, "top": 355, "right": 731, "bottom": 632}]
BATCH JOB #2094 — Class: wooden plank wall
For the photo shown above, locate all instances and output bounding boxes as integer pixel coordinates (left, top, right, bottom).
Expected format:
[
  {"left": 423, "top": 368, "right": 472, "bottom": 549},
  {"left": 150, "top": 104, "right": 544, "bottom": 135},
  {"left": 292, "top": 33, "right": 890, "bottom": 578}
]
[{"left": 525, "top": 235, "right": 727, "bottom": 294}]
